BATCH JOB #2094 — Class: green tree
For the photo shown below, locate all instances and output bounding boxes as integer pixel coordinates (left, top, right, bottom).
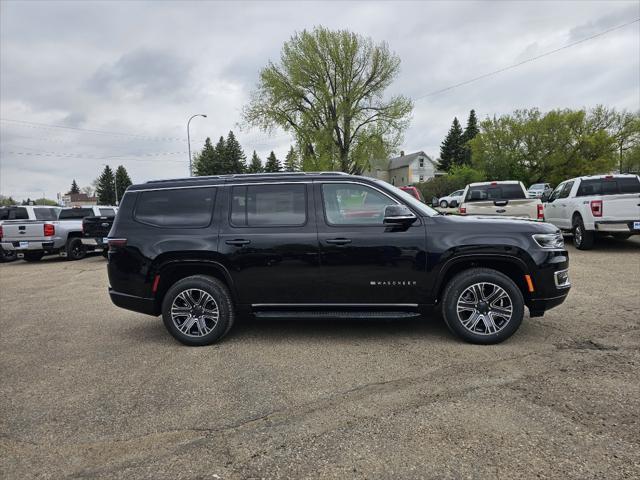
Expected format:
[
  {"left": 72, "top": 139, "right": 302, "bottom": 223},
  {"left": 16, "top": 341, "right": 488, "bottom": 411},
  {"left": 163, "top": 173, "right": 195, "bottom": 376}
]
[
  {"left": 224, "top": 131, "right": 247, "bottom": 174},
  {"left": 264, "top": 151, "right": 281, "bottom": 173},
  {"left": 469, "top": 108, "right": 619, "bottom": 186},
  {"left": 193, "top": 137, "right": 219, "bottom": 176},
  {"left": 415, "top": 165, "right": 486, "bottom": 201},
  {"left": 243, "top": 26, "right": 412, "bottom": 174},
  {"left": 215, "top": 136, "right": 230, "bottom": 173},
  {"left": 284, "top": 146, "right": 300, "bottom": 172},
  {"left": 68, "top": 179, "right": 80, "bottom": 195},
  {"left": 247, "top": 151, "right": 264, "bottom": 173},
  {"left": 462, "top": 109, "right": 479, "bottom": 165},
  {"left": 96, "top": 165, "right": 116, "bottom": 205},
  {"left": 115, "top": 165, "right": 132, "bottom": 201},
  {"left": 0, "top": 195, "right": 17, "bottom": 206},
  {"left": 439, "top": 117, "right": 465, "bottom": 171}
]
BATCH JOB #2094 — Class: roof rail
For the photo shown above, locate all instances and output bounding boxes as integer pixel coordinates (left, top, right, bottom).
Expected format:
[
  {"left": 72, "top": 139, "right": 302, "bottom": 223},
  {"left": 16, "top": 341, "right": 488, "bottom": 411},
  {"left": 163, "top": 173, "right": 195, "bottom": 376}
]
[{"left": 146, "top": 171, "right": 351, "bottom": 183}]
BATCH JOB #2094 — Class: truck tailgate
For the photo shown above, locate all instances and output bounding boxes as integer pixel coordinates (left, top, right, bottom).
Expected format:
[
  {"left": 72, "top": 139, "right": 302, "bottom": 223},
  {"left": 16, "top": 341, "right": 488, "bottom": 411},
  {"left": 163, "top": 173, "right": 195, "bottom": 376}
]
[
  {"left": 602, "top": 194, "right": 640, "bottom": 220},
  {"left": 465, "top": 199, "right": 540, "bottom": 219},
  {"left": 1, "top": 220, "right": 47, "bottom": 241}
]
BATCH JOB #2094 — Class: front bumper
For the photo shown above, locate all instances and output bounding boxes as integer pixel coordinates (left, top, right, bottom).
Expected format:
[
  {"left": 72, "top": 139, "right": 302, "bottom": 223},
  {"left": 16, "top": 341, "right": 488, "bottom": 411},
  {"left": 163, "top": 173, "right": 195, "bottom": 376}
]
[
  {"left": 0, "top": 241, "right": 55, "bottom": 251},
  {"left": 595, "top": 221, "right": 640, "bottom": 234},
  {"left": 109, "top": 288, "right": 158, "bottom": 316},
  {"left": 528, "top": 292, "right": 570, "bottom": 317}
]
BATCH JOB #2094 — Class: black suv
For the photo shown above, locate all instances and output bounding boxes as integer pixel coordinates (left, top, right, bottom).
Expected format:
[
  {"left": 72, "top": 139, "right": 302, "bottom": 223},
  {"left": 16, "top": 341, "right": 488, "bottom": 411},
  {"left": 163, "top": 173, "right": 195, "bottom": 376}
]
[{"left": 107, "top": 172, "right": 570, "bottom": 345}]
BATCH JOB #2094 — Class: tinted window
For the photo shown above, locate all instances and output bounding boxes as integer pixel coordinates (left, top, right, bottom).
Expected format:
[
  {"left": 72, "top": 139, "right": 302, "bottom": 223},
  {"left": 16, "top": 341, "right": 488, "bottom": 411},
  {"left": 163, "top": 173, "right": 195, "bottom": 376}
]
[
  {"left": 576, "top": 178, "right": 640, "bottom": 196},
  {"left": 33, "top": 208, "right": 59, "bottom": 220},
  {"left": 14, "top": 207, "right": 29, "bottom": 220},
  {"left": 99, "top": 208, "right": 115, "bottom": 217},
  {"left": 59, "top": 208, "right": 94, "bottom": 220},
  {"left": 135, "top": 188, "right": 215, "bottom": 228},
  {"left": 322, "top": 183, "right": 396, "bottom": 225},
  {"left": 231, "top": 184, "right": 306, "bottom": 227},
  {"left": 465, "top": 184, "right": 525, "bottom": 202},
  {"left": 619, "top": 177, "right": 640, "bottom": 193}
]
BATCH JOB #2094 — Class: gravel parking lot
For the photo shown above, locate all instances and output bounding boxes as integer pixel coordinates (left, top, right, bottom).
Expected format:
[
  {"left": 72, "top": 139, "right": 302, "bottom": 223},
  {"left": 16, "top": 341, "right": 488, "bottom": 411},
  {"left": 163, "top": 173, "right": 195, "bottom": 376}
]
[{"left": 1, "top": 238, "right": 639, "bottom": 479}]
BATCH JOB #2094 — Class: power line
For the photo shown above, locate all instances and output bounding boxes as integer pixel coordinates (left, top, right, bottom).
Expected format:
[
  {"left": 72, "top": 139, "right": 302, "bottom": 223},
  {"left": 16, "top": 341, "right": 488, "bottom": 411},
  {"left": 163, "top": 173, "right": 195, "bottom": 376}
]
[
  {"left": 414, "top": 17, "right": 640, "bottom": 100},
  {"left": 1, "top": 149, "right": 189, "bottom": 163}
]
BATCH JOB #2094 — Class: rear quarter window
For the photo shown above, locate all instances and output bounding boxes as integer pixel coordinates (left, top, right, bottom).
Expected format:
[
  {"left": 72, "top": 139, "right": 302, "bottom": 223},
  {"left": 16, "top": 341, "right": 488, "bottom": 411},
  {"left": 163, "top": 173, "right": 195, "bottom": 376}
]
[
  {"left": 577, "top": 177, "right": 640, "bottom": 196},
  {"left": 134, "top": 187, "right": 216, "bottom": 228},
  {"left": 33, "top": 208, "right": 59, "bottom": 220}
]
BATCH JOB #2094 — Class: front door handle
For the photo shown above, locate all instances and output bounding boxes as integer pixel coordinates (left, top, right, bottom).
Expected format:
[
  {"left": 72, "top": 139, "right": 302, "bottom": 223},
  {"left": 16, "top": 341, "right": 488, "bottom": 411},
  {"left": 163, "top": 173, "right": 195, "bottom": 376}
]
[
  {"left": 225, "top": 239, "right": 251, "bottom": 246},
  {"left": 325, "top": 238, "right": 352, "bottom": 245}
]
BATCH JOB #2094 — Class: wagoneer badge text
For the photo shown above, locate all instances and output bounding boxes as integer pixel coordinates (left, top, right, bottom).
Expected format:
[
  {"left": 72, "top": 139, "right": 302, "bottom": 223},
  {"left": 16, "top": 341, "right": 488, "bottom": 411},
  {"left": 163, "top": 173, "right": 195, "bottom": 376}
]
[{"left": 370, "top": 281, "right": 417, "bottom": 286}]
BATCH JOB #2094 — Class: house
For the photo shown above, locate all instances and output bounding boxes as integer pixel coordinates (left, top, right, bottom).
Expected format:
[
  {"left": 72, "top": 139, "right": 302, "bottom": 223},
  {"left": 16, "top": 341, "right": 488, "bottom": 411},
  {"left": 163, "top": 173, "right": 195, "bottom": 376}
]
[
  {"left": 60, "top": 192, "right": 97, "bottom": 207},
  {"left": 367, "top": 151, "right": 441, "bottom": 185}
]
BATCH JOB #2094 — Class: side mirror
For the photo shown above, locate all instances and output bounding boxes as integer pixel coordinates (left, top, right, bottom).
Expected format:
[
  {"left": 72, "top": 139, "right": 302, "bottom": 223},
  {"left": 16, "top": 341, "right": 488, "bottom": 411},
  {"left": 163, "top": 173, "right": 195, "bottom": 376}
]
[
  {"left": 449, "top": 199, "right": 458, "bottom": 208},
  {"left": 383, "top": 204, "right": 417, "bottom": 225},
  {"left": 541, "top": 192, "right": 551, "bottom": 203}
]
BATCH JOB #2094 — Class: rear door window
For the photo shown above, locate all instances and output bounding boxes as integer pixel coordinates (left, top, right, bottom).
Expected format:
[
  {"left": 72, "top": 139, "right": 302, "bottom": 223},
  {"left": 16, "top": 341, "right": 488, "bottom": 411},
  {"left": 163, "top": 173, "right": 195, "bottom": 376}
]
[
  {"left": 134, "top": 188, "right": 216, "bottom": 228},
  {"left": 33, "top": 208, "right": 59, "bottom": 220},
  {"left": 231, "top": 184, "right": 306, "bottom": 227},
  {"left": 465, "top": 184, "right": 525, "bottom": 202}
]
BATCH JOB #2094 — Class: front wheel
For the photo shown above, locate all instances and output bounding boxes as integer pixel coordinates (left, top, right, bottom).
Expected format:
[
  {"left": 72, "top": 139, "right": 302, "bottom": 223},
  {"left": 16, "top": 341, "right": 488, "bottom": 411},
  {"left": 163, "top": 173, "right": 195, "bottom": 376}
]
[
  {"left": 161, "top": 275, "right": 235, "bottom": 346},
  {"left": 441, "top": 268, "right": 524, "bottom": 344},
  {"left": 66, "top": 238, "right": 87, "bottom": 260},
  {"left": 439, "top": 200, "right": 448, "bottom": 208}
]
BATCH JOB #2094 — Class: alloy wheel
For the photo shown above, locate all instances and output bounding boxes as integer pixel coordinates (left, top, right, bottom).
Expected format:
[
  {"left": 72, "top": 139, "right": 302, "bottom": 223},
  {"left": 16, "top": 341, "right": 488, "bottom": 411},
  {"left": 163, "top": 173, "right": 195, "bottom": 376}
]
[
  {"left": 456, "top": 282, "right": 513, "bottom": 335},
  {"left": 171, "top": 288, "right": 220, "bottom": 337}
]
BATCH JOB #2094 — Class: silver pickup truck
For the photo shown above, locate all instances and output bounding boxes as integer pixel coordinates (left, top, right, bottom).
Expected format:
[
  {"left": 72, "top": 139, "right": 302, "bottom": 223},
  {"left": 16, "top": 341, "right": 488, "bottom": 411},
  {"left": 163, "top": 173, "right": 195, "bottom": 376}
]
[
  {"left": 0, "top": 205, "right": 117, "bottom": 261},
  {"left": 1, "top": 205, "right": 61, "bottom": 262}
]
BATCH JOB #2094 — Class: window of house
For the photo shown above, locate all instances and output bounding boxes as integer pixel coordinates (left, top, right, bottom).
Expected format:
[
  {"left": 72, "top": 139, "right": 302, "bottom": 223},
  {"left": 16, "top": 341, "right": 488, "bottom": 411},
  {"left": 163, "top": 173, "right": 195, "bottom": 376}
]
[
  {"left": 419, "top": 175, "right": 424, "bottom": 182},
  {"left": 419, "top": 158, "right": 424, "bottom": 167}
]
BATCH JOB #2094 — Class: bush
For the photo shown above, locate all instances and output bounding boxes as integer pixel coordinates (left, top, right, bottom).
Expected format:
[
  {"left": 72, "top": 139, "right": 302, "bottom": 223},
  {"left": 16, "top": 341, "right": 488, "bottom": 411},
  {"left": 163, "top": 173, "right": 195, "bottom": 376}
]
[{"left": 414, "top": 165, "right": 486, "bottom": 202}]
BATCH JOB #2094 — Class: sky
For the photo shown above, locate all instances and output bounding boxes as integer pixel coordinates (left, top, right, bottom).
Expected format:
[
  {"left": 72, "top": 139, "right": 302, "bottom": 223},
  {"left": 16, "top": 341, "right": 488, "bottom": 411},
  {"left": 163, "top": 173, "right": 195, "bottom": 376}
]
[{"left": 1, "top": 0, "right": 639, "bottom": 201}]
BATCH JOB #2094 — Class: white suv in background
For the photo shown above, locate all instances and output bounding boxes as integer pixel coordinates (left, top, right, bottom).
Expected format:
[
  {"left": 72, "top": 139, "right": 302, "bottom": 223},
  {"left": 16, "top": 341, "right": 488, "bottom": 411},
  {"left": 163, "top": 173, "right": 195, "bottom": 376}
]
[{"left": 544, "top": 174, "right": 640, "bottom": 249}]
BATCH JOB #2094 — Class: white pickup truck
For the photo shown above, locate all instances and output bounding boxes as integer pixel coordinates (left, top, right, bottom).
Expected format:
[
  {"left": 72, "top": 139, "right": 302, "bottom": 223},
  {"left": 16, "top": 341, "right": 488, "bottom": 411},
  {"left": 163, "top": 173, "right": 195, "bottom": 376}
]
[
  {"left": 458, "top": 181, "right": 544, "bottom": 221},
  {"left": 0, "top": 205, "right": 117, "bottom": 261},
  {"left": 543, "top": 174, "right": 640, "bottom": 249}
]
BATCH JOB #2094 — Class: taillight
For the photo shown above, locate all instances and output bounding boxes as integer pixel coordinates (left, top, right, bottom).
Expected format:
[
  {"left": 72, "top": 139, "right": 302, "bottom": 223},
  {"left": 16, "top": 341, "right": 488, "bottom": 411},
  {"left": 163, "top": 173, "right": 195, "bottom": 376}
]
[
  {"left": 107, "top": 238, "right": 127, "bottom": 251},
  {"left": 590, "top": 200, "right": 603, "bottom": 217},
  {"left": 537, "top": 203, "right": 544, "bottom": 221},
  {"left": 0, "top": 225, "right": 3, "bottom": 239},
  {"left": 459, "top": 207, "right": 467, "bottom": 214},
  {"left": 43, "top": 224, "right": 55, "bottom": 236}
]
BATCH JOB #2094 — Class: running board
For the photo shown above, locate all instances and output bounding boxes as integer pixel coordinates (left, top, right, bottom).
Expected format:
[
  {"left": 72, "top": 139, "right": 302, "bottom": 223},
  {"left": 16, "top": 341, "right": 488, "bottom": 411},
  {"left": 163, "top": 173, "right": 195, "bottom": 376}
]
[{"left": 253, "top": 311, "right": 421, "bottom": 319}]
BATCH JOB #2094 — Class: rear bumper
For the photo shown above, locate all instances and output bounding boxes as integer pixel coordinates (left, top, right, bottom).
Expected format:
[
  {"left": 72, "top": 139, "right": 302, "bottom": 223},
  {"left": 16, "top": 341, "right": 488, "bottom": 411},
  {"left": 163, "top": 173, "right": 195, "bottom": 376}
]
[
  {"left": 109, "top": 288, "right": 158, "bottom": 316},
  {"left": 594, "top": 221, "right": 640, "bottom": 234},
  {"left": 81, "top": 237, "right": 108, "bottom": 247},
  {"left": 0, "top": 241, "right": 55, "bottom": 251}
]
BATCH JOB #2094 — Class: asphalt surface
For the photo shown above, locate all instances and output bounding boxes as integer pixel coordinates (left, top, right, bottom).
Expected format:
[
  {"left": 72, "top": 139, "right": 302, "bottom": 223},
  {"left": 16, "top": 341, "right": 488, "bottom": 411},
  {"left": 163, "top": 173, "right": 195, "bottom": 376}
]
[{"left": 1, "top": 238, "right": 639, "bottom": 479}]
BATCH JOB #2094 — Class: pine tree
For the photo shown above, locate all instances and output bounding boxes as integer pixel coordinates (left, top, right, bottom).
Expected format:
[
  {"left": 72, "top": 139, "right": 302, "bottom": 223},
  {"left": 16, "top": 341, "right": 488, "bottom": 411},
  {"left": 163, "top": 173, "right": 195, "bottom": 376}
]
[
  {"left": 69, "top": 179, "right": 80, "bottom": 195},
  {"left": 193, "top": 137, "right": 219, "bottom": 176},
  {"left": 96, "top": 165, "right": 116, "bottom": 205},
  {"left": 215, "top": 136, "right": 231, "bottom": 173},
  {"left": 439, "top": 117, "right": 465, "bottom": 171},
  {"left": 247, "top": 151, "right": 263, "bottom": 173},
  {"left": 284, "top": 146, "right": 300, "bottom": 172},
  {"left": 225, "top": 131, "right": 246, "bottom": 174},
  {"left": 462, "top": 109, "right": 480, "bottom": 165},
  {"left": 115, "top": 165, "right": 132, "bottom": 201},
  {"left": 264, "top": 151, "right": 281, "bottom": 172}
]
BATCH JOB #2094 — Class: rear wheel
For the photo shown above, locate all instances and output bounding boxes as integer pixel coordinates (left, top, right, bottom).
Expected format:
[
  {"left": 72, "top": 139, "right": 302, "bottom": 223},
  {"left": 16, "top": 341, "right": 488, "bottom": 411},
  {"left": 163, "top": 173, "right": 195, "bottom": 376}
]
[
  {"left": 441, "top": 268, "right": 524, "bottom": 344},
  {"left": 439, "top": 200, "right": 449, "bottom": 208},
  {"left": 572, "top": 215, "right": 594, "bottom": 250},
  {"left": 0, "top": 247, "right": 17, "bottom": 263},
  {"left": 66, "top": 238, "right": 87, "bottom": 260},
  {"left": 23, "top": 251, "right": 44, "bottom": 262},
  {"left": 161, "top": 275, "right": 235, "bottom": 346}
]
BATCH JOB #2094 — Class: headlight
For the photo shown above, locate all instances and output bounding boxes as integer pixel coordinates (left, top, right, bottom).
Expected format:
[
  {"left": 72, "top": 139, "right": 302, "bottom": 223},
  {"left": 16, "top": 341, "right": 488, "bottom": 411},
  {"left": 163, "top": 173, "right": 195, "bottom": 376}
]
[{"left": 532, "top": 232, "right": 564, "bottom": 249}]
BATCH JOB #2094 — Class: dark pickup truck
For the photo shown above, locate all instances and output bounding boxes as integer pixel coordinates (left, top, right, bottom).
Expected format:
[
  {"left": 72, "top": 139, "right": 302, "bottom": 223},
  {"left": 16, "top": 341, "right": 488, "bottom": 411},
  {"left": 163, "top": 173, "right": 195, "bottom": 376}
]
[
  {"left": 82, "top": 214, "right": 116, "bottom": 257},
  {"left": 106, "top": 172, "right": 571, "bottom": 346}
]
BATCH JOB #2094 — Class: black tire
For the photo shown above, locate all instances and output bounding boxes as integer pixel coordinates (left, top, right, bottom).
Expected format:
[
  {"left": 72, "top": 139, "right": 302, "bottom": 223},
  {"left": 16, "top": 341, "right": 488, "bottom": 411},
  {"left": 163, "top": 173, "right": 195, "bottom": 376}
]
[
  {"left": 102, "top": 249, "right": 109, "bottom": 258},
  {"left": 613, "top": 233, "right": 631, "bottom": 241},
  {"left": 23, "top": 251, "right": 44, "bottom": 262},
  {"left": 441, "top": 268, "right": 524, "bottom": 345},
  {"left": 572, "top": 215, "right": 594, "bottom": 250},
  {"left": 439, "top": 200, "right": 448, "bottom": 208},
  {"left": 66, "top": 237, "right": 87, "bottom": 260},
  {"left": 161, "top": 275, "right": 235, "bottom": 346},
  {"left": 0, "top": 247, "right": 17, "bottom": 263}
]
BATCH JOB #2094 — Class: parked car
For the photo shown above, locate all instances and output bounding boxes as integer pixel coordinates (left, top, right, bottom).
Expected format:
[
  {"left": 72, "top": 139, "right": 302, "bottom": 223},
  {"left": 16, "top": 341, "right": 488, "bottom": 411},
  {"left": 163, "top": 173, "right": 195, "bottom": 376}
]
[
  {"left": 543, "top": 174, "right": 640, "bottom": 249},
  {"left": 438, "top": 189, "right": 464, "bottom": 208},
  {"left": 527, "top": 183, "right": 553, "bottom": 198},
  {"left": 0, "top": 205, "right": 61, "bottom": 262},
  {"left": 459, "top": 181, "right": 544, "bottom": 221},
  {"left": 82, "top": 208, "right": 118, "bottom": 257},
  {"left": 107, "top": 172, "right": 570, "bottom": 346},
  {"left": 398, "top": 185, "right": 424, "bottom": 202},
  {"left": 0, "top": 205, "right": 116, "bottom": 261}
]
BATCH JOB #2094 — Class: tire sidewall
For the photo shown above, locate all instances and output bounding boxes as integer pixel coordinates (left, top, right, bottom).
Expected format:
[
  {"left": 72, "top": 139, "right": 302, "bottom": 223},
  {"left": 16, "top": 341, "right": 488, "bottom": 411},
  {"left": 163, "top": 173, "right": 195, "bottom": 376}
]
[
  {"left": 67, "top": 238, "right": 87, "bottom": 260},
  {"left": 440, "top": 200, "right": 448, "bottom": 208},
  {"left": 442, "top": 269, "right": 524, "bottom": 344},
  {"left": 161, "top": 276, "right": 233, "bottom": 346}
]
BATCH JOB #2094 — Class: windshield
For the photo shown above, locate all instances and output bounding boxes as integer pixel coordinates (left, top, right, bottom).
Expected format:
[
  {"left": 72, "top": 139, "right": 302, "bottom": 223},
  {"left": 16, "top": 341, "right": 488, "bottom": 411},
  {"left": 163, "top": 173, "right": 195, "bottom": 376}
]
[
  {"left": 529, "top": 184, "right": 545, "bottom": 190},
  {"left": 374, "top": 180, "right": 439, "bottom": 216}
]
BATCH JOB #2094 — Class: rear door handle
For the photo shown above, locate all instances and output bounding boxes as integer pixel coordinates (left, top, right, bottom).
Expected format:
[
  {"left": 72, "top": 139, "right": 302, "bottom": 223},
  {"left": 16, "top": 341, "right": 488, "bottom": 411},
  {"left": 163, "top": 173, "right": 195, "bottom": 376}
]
[
  {"left": 225, "top": 239, "right": 251, "bottom": 246},
  {"left": 325, "top": 238, "right": 352, "bottom": 245}
]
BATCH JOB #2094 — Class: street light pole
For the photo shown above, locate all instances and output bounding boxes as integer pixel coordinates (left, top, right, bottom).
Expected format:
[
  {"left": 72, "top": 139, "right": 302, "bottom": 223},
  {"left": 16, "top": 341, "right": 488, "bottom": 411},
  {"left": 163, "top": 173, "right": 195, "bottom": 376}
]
[{"left": 187, "top": 114, "right": 207, "bottom": 176}]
